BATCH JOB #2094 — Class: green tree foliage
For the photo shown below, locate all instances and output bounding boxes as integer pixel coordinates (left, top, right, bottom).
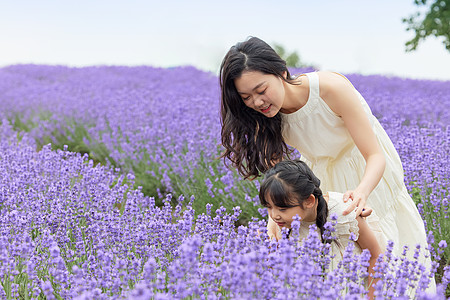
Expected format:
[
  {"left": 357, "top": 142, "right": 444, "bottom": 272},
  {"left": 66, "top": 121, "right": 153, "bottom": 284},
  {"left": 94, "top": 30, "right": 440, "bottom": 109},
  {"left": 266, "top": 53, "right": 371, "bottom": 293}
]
[
  {"left": 272, "top": 43, "right": 305, "bottom": 67},
  {"left": 403, "top": 0, "right": 450, "bottom": 52}
]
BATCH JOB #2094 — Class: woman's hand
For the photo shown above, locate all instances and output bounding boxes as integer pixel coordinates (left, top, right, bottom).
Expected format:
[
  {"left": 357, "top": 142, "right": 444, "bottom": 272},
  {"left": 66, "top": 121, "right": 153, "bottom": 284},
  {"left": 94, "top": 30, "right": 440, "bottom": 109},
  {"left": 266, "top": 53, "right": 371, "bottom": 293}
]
[{"left": 342, "top": 189, "right": 369, "bottom": 216}]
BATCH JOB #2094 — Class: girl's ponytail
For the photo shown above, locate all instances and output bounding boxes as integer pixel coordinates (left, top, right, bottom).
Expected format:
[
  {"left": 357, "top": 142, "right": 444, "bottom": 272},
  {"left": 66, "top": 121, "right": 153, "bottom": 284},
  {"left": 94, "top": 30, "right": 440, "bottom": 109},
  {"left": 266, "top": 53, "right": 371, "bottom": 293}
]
[
  {"left": 307, "top": 164, "right": 330, "bottom": 243},
  {"left": 314, "top": 188, "right": 330, "bottom": 243}
]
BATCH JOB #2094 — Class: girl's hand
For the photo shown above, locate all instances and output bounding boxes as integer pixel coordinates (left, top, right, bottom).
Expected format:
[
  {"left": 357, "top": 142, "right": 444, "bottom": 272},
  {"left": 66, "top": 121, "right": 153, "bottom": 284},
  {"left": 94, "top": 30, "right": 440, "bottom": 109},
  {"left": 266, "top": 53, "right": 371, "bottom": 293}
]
[
  {"left": 267, "top": 217, "right": 282, "bottom": 240},
  {"left": 342, "top": 190, "right": 368, "bottom": 216}
]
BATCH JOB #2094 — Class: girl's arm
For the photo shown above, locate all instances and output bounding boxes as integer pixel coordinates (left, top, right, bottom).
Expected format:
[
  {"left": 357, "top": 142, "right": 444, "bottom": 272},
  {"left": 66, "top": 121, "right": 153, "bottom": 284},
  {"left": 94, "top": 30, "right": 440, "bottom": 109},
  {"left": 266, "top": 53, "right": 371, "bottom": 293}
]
[
  {"left": 355, "top": 216, "right": 382, "bottom": 299},
  {"left": 318, "top": 71, "right": 386, "bottom": 216}
]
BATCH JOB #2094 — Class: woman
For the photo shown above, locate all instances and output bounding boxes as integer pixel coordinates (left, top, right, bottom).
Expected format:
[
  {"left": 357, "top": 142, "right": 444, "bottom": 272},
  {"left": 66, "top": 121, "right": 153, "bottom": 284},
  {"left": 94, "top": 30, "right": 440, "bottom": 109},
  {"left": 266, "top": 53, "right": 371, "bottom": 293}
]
[{"left": 219, "top": 36, "right": 435, "bottom": 292}]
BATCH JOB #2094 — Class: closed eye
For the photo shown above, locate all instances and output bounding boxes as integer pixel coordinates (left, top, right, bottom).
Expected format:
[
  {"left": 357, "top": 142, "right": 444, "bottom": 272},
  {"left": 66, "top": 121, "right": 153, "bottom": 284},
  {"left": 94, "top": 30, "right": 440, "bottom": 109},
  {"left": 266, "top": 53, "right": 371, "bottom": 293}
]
[{"left": 258, "top": 88, "right": 267, "bottom": 95}]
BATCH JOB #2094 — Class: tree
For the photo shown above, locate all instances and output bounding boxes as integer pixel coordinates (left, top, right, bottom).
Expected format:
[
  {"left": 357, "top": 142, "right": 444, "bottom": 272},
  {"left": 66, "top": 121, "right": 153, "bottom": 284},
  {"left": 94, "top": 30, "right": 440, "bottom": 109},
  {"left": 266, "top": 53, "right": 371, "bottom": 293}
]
[
  {"left": 402, "top": 0, "right": 450, "bottom": 52},
  {"left": 272, "top": 43, "right": 305, "bottom": 68}
]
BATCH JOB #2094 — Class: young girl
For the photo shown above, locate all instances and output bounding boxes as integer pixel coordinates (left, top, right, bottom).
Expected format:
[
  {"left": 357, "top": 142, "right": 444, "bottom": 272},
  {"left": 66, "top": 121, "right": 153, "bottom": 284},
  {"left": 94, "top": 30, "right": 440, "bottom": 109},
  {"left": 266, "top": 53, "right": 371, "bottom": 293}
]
[
  {"left": 219, "top": 36, "right": 435, "bottom": 291},
  {"left": 260, "top": 160, "right": 384, "bottom": 298}
]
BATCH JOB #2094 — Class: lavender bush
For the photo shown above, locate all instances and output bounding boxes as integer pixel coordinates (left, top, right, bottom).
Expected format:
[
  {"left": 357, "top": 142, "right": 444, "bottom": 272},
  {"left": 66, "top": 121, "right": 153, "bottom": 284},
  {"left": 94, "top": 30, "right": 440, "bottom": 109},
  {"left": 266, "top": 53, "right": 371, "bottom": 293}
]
[
  {"left": 0, "top": 65, "right": 449, "bottom": 298},
  {"left": 0, "top": 123, "right": 446, "bottom": 298}
]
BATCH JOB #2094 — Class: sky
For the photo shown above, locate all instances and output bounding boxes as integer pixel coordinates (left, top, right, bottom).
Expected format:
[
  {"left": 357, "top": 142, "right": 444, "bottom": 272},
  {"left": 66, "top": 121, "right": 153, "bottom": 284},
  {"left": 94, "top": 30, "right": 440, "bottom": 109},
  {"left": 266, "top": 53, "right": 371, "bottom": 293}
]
[{"left": 1, "top": 0, "right": 449, "bottom": 80}]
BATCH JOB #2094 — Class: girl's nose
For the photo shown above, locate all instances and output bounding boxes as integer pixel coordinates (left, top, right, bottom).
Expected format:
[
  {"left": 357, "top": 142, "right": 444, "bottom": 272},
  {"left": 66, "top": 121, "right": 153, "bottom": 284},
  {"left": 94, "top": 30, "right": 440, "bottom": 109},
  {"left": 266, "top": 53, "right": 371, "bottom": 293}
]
[{"left": 272, "top": 210, "right": 280, "bottom": 220}]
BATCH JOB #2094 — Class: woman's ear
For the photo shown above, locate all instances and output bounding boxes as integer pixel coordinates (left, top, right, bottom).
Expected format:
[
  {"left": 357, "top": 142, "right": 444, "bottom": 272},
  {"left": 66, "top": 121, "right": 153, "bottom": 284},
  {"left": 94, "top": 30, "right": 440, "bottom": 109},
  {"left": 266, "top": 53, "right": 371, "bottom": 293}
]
[
  {"left": 304, "top": 194, "right": 316, "bottom": 209},
  {"left": 282, "top": 71, "right": 288, "bottom": 79}
]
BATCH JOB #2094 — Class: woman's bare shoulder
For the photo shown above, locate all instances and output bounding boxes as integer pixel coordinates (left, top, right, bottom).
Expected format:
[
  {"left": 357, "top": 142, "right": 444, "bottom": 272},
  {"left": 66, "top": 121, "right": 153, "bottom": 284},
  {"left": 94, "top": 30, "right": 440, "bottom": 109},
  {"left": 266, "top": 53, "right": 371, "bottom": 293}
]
[{"left": 316, "top": 71, "right": 355, "bottom": 95}]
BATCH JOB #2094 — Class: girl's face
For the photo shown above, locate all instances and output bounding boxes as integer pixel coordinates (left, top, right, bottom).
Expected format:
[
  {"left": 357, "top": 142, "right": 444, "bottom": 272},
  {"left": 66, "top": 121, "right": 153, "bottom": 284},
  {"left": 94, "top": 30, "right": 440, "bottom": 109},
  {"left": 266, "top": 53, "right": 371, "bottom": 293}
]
[
  {"left": 265, "top": 195, "right": 315, "bottom": 229},
  {"left": 234, "top": 71, "right": 286, "bottom": 118}
]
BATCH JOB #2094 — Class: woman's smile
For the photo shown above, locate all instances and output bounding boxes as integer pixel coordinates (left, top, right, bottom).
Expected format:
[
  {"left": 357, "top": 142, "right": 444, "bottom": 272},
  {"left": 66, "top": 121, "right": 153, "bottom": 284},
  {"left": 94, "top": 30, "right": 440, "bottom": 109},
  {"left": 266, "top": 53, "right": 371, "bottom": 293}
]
[{"left": 261, "top": 104, "right": 272, "bottom": 113}]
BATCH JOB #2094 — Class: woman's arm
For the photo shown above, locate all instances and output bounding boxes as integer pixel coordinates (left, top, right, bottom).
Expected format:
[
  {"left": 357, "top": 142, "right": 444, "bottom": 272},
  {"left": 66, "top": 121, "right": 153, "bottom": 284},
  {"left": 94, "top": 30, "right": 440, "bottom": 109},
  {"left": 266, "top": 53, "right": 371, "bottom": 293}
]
[
  {"left": 318, "top": 71, "right": 386, "bottom": 216},
  {"left": 355, "top": 216, "right": 382, "bottom": 299}
]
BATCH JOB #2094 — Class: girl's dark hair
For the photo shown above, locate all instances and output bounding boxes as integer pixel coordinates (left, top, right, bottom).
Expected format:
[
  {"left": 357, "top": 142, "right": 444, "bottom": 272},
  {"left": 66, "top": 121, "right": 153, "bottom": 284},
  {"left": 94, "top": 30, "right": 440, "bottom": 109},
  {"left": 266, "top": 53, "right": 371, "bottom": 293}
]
[
  {"left": 259, "top": 160, "right": 330, "bottom": 243},
  {"left": 219, "top": 36, "right": 298, "bottom": 180}
]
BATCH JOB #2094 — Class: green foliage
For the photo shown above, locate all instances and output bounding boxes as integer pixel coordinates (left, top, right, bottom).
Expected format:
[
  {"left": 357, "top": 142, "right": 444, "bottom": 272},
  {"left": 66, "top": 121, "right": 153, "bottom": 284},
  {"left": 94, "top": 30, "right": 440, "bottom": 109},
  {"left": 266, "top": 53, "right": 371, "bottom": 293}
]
[
  {"left": 120, "top": 144, "right": 261, "bottom": 224},
  {"left": 272, "top": 43, "right": 305, "bottom": 68},
  {"left": 7, "top": 114, "right": 262, "bottom": 225},
  {"left": 403, "top": 0, "right": 450, "bottom": 52},
  {"left": 410, "top": 181, "right": 449, "bottom": 291}
]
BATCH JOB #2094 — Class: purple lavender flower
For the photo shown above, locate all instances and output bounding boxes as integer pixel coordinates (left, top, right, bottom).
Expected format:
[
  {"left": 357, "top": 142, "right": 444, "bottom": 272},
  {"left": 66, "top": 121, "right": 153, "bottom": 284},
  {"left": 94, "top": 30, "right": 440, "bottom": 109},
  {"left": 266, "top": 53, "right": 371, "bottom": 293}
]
[{"left": 0, "top": 66, "right": 447, "bottom": 298}]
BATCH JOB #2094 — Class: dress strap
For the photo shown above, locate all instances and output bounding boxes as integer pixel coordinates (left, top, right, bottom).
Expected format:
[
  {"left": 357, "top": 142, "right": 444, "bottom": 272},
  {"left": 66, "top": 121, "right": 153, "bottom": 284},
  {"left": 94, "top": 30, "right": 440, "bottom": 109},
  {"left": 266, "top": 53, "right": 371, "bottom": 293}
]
[{"left": 305, "top": 72, "right": 320, "bottom": 100}]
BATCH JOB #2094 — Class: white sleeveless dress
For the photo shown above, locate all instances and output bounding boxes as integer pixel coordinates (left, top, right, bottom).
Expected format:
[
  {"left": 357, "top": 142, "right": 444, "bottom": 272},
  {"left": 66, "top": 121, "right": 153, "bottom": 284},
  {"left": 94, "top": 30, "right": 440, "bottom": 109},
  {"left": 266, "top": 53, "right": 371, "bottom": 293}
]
[{"left": 280, "top": 72, "right": 435, "bottom": 291}]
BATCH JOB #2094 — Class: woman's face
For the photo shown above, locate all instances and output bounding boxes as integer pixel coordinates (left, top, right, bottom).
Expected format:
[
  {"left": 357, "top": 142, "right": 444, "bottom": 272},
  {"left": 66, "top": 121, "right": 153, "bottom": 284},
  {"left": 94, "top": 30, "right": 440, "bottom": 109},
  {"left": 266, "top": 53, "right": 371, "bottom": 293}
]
[{"left": 234, "top": 71, "right": 286, "bottom": 118}]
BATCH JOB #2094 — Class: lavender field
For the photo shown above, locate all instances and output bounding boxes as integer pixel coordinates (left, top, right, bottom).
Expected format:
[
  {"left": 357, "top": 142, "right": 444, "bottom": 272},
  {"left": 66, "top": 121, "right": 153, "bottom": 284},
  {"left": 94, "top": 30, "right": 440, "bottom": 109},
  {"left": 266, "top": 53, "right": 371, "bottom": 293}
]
[{"left": 0, "top": 65, "right": 448, "bottom": 299}]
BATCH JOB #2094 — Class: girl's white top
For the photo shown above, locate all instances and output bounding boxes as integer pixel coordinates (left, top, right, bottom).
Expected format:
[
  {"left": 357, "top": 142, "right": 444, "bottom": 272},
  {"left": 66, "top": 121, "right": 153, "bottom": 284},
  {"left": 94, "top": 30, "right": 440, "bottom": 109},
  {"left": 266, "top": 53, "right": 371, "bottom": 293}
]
[{"left": 278, "top": 191, "right": 387, "bottom": 270}]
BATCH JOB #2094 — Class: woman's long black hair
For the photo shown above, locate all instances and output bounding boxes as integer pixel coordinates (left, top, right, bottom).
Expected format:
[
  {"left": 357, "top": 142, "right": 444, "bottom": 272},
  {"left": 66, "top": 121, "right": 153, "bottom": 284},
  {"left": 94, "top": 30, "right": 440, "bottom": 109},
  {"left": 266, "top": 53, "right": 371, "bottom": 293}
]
[
  {"left": 259, "top": 160, "right": 330, "bottom": 243},
  {"left": 219, "top": 36, "right": 298, "bottom": 179}
]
